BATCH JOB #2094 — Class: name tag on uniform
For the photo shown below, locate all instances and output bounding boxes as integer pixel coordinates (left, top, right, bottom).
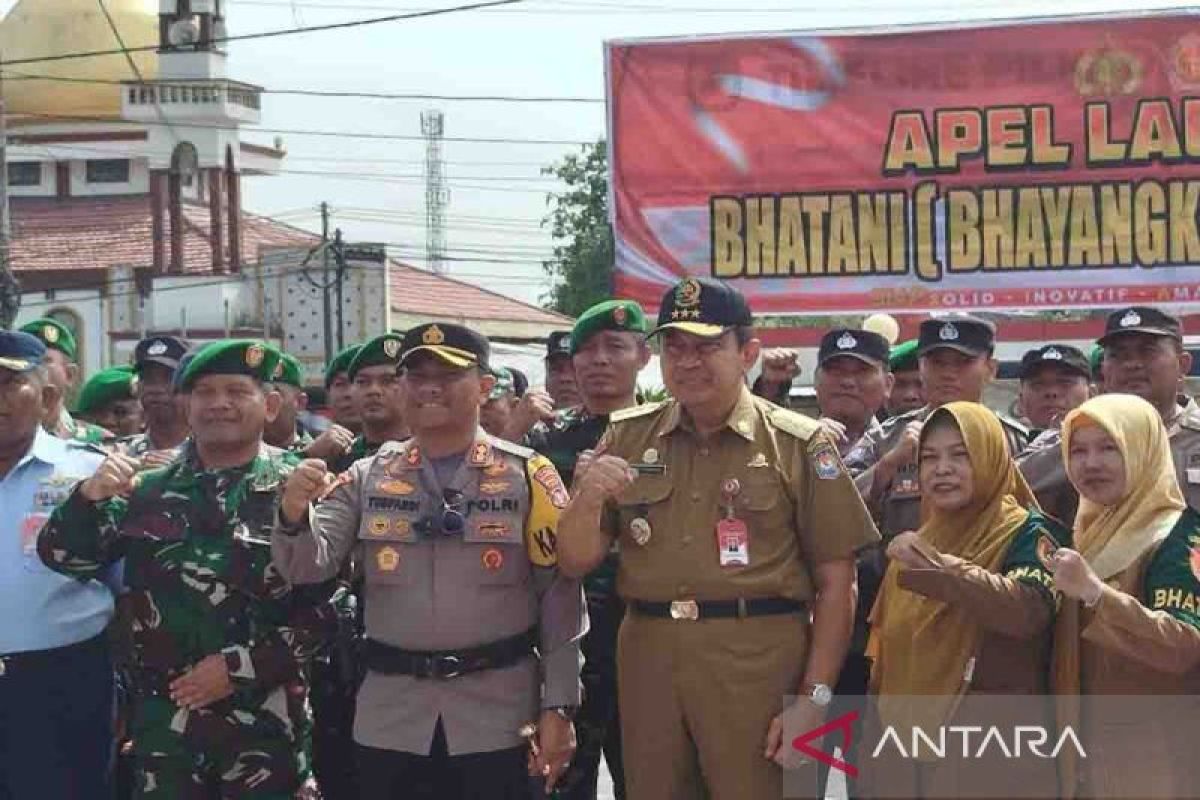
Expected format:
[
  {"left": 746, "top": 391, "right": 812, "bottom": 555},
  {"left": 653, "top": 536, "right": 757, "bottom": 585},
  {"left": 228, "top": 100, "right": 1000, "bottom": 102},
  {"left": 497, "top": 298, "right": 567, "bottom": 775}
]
[
  {"left": 631, "top": 463, "right": 666, "bottom": 476},
  {"left": 717, "top": 518, "right": 749, "bottom": 567}
]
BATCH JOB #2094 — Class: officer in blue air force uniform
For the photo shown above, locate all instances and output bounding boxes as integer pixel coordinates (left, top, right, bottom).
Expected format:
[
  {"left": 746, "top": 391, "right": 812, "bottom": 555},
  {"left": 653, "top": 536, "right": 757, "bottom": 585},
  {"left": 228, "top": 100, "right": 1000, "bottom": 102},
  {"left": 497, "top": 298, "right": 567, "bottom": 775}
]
[{"left": 0, "top": 330, "right": 116, "bottom": 798}]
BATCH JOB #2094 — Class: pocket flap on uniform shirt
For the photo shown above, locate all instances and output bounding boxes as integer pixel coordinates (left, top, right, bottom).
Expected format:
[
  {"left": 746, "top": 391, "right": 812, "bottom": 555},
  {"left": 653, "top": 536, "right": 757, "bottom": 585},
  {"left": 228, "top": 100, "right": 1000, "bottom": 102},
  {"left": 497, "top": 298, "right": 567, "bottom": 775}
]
[
  {"left": 737, "top": 474, "right": 785, "bottom": 511},
  {"left": 614, "top": 475, "right": 673, "bottom": 508}
]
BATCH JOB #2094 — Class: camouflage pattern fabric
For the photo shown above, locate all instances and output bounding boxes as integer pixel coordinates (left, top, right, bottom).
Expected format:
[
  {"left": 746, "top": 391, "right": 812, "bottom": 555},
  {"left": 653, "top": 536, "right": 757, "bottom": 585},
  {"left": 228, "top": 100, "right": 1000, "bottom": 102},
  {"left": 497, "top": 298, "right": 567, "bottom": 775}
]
[
  {"left": 39, "top": 442, "right": 345, "bottom": 799},
  {"left": 285, "top": 429, "right": 315, "bottom": 458},
  {"left": 119, "top": 433, "right": 186, "bottom": 462}
]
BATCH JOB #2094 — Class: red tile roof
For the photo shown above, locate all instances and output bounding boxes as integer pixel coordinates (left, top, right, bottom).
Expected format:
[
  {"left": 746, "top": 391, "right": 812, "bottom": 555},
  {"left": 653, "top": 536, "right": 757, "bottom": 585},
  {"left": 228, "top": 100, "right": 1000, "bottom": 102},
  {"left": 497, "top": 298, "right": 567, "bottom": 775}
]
[
  {"left": 10, "top": 195, "right": 569, "bottom": 325},
  {"left": 10, "top": 195, "right": 318, "bottom": 274},
  {"left": 389, "top": 262, "right": 571, "bottom": 325}
]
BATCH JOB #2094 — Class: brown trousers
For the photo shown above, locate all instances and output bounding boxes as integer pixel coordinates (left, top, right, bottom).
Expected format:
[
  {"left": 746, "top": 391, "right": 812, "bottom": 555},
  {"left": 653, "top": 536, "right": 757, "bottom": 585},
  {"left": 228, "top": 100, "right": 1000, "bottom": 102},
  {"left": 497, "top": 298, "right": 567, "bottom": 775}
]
[{"left": 617, "top": 610, "right": 820, "bottom": 800}]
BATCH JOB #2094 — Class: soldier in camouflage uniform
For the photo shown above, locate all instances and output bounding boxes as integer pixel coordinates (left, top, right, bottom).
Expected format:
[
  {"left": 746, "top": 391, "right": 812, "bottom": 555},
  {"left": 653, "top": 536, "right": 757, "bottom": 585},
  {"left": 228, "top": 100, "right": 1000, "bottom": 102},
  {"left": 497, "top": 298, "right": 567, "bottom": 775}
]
[
  {"left": 38, "top": 339, "right": 344, "bottom": 799},
  {"left": 121, "top": 335, "right": 191, "bottom": 466},
  {"left": 332, "top": 334, "right": 409, "bottom": 473},
  {"left": 524, "top": 299, "right": 650, "bottom": 800},
  {"left": 266, "top": 352, "right": 316, "bottom": 456},
  {"left": 20, "top": 317, "right": 115, "bottom": 447}
]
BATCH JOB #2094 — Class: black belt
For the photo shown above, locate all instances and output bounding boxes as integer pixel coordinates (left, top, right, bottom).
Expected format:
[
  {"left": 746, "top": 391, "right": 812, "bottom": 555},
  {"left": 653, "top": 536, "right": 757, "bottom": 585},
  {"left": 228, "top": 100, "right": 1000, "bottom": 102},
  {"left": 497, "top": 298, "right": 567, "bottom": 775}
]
[
  {"left": 365, "top": 628, "right": 538, "bottom": 679},
  {"left": 631, "top": 597, "right": 806, "bottom": 621},
  {"left": 0, "top": 632, "right": 107, "bottom": 678}
]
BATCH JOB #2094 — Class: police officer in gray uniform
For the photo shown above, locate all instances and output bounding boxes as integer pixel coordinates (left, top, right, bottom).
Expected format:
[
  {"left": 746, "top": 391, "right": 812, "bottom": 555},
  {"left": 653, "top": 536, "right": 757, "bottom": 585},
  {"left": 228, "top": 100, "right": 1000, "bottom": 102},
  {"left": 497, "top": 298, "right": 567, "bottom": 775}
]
[
  {"left": 272, "top": 322, "right": 586, "bottom": 800},
  {"left": 844, "top": 316, "right": 1029, "bottom": 538},
  {"left": 1019, "top": 306, "right": 1200, "bottom": 519}
]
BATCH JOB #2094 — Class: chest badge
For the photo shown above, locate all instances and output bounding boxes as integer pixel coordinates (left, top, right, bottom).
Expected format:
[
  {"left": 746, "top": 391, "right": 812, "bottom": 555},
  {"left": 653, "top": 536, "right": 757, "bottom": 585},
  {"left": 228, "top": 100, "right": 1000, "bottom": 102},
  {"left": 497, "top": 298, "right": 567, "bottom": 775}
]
[
  {"left": 369, "top": 516, "right": 391, "bottom": 536},
  {"left": 482, "top": 547, "right": 505, "bottom": 571},
  {"left": 377, "top": 479, "right": 415, "bottom": 496},
  {"left": 629, "top": 517, "right": 652, "bottom": 546},
  {"left": 748, "top": 453, "right": 769, "bottom": 468},
  {"left": 642, "top": 448, "right": 659, "bottom": 464},
  {"left": 377, "top": 546, "right": 401, "bottom": 572},
  {"left": 480, "top": 480, "right": 511, "bottom": 495}
]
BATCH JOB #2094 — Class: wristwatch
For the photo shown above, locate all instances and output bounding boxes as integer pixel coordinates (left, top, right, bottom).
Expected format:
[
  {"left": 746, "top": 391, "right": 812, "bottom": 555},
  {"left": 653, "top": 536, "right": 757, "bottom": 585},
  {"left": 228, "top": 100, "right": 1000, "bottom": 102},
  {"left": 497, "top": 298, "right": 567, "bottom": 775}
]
[
  {"left": 548, "top": 705, "right": 579, "bottom": 721},
  {"left": 803, "top": 682, "right": 833, "bottom": 708}
]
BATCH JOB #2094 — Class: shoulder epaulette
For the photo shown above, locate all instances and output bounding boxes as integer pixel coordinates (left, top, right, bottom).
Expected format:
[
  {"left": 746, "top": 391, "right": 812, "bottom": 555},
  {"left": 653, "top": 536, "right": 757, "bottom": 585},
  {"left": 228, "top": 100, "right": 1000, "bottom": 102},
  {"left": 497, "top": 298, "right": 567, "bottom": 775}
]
[
  {"left": 492, "top": 437, "right": 536, "bottom": 460},
  {"left": 767, "top": 407, "right": 820, "bottom": 441},
  {"left": 65, "top": 439, "right": 108, "bottom": 457},
  {"left": 611, "top": 400, "right": 668, "bottom": 423},
  {"left": 998, "top": 414, "right": 1031, "bottom": 437}
]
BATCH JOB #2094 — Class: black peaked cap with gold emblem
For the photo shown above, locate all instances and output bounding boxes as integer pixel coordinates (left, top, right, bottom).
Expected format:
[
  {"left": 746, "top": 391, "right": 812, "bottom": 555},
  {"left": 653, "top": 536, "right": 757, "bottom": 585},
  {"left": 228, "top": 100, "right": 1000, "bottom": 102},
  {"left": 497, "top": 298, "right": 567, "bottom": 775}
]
[
  {"left": 177, "top": 340, "right": 282, "bottom": 391},
  {"left": 648, "top": 276, "right": 753, "bottom": 339},
  {"left": 348, "top": 333, "right": 404, "bottom": 380},
  {"left": 917, "top": 316, "right": 996, "bottom": 357},
  {"left": 400, "top": 323, "right": 490, "bottom": 370}
]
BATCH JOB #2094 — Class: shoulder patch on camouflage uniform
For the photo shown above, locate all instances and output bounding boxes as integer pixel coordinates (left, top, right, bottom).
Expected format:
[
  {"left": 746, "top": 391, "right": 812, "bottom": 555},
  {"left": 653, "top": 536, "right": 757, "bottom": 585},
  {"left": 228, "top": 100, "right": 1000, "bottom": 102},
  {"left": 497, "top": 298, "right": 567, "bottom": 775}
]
[
  {"left": 611, "top": 400, "right": 667, "bottom": 423},
  {"left": 491, "top": 436, "right": 535, "bottom": 460},
  {"left": 768, "top": 408, "right": 820, "bottom": 441}
]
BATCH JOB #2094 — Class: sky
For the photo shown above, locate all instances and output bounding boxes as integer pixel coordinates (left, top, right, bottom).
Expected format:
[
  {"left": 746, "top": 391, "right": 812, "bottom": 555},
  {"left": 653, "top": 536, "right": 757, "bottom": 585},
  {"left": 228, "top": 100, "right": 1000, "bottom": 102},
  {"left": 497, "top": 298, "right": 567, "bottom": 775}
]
[{"left": 3, "top": 0, "right": 1198, "bottom": 308}]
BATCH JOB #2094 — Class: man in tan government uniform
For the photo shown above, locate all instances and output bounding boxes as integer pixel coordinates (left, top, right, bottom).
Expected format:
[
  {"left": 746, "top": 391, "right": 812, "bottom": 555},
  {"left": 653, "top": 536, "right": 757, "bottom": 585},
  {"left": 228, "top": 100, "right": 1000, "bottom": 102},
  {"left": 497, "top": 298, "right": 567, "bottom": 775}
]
[
  {"left": 1019, "top": 306, "right": 1200, "bottom": 522},
  {"left": 558, "top": 278, "right": 880, "bottom": 800}
]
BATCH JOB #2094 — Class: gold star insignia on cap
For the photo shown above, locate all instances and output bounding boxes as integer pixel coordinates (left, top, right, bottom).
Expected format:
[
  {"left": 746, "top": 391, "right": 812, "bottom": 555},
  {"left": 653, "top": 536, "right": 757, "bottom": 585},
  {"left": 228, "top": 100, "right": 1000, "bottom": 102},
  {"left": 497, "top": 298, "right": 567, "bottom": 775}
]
[
  {"left": 43, "top": 325, "right": 59, "bottom": 343},
  {"left": 423, "top": 325, "right": 446, "bottom": 345},
  {"left": 383, "top": 338, "right": 401, "bottom": 359},
  {"left": 245, "top": 344, "right": 265, "bottom": 368},
  {"left": 675, "top": 278, "right": 702, "bottom": 309}
]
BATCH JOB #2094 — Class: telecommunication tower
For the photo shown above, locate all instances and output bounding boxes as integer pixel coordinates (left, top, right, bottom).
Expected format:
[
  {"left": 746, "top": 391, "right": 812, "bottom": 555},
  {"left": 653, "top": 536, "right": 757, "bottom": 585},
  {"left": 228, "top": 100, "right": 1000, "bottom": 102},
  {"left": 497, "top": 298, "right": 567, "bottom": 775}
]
[{"left": 420, "top": 110, "right": 449, "bottom": 273}]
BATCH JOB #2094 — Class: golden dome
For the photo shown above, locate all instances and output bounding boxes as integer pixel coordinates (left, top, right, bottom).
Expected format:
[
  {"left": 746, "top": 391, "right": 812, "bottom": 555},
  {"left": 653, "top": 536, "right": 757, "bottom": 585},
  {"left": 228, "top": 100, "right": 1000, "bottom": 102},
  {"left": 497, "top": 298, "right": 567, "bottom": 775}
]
[{"left": 1, "top": 0, "right": 159, "bottom": 125}]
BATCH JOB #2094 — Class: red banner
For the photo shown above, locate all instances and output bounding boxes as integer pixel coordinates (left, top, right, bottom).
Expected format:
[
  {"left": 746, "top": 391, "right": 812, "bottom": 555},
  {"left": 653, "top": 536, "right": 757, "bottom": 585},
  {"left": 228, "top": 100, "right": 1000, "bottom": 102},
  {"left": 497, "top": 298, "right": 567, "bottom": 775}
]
[{"left": 606, "top": 13, "right": 1200, "bottom": 315}]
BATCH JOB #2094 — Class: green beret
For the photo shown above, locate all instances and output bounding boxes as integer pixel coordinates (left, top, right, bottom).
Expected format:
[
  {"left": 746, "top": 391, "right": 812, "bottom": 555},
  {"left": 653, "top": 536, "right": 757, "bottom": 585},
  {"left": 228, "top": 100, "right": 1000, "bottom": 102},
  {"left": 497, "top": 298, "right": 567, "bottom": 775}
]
[
  {"left": 20, "top": 318, "right": 77, "bottom": 361},
  {"left": 889, "top": 339, "right": 919, "bottom": 373},
  {"left": 488, "top": 367, "right": 515, "bottom": 401},
  {"left": 570, "top": 300, "right": 648, "bottom": 354},
  {"left": 1090, "top": 344, "right": 1104, "bottom": 378},
  {"left": 325, "top": 344, "right": 361, "bottom": 387},
  {"left": 348, "top": 333, "right": 403, "bottom": 379},
  {"left": 178, "top": 340, "right": 281, "bottom": 391},
  {"left": 273, "top": 352, "right": 304, "bottom": 388},
  {"left": 75, "top": 365, "right": 136, "bottom": 414}
]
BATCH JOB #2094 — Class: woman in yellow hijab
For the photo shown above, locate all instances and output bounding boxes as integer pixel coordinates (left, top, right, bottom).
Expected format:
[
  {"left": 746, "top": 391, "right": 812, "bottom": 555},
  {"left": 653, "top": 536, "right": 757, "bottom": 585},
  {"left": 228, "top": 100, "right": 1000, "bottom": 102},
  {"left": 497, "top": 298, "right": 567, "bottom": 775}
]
[
  {"left": 1049, "top": 393, "right": 1200, "bottom": 799},
  {"left": 863, "top": 402, "right": 1067, "bottom": 797}
]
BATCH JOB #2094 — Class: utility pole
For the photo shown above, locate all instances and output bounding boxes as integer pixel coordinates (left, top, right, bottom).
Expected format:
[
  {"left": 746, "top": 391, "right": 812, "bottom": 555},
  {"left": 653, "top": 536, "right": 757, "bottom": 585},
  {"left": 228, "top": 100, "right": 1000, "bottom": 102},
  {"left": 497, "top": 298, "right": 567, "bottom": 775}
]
[
  {"left": 421, "top": 109, "right": 448, "bottom": 274},
  {"left": 320, "top": 201, "right": 333, "bottom": 363},
  {"left": 333, "top": 227, "right": 346, "bottom": 351},
  {"left": 0, "top": 91, "right": 20, "bottom": 330}
]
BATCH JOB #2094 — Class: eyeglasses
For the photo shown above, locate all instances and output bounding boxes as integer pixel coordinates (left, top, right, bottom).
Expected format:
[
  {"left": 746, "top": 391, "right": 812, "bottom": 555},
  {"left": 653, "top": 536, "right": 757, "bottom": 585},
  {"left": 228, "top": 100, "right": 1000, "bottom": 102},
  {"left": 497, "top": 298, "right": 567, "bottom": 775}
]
[{"left": 415, "top": 488, "right": 468, "bottom": 537}]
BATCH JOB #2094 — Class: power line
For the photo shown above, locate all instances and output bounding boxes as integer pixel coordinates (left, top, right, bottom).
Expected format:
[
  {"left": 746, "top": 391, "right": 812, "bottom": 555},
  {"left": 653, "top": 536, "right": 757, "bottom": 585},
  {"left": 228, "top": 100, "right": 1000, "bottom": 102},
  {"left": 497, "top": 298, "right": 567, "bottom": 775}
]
[
  {"left": 13, "top": 112, "right": 593, "bottom": 146},
  {"left": 1, "top": 70, "right": 604, "bottom": 104},
  {"left": 2, "top": 0, "right": 526, "bottom": 67},
  {"left": 279, "top": 167, "right": 560, "bottom": 182}
]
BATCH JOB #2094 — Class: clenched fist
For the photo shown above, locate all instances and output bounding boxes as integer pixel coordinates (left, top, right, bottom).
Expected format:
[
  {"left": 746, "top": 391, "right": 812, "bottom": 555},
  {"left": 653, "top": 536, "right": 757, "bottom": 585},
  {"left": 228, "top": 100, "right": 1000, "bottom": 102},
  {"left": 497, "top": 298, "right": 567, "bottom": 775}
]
[
  {"left": 281, "top": 459, "right": 333, "bottom": 524},
  {"left": 573, "top": 454, "right": 635, "bottom": 505},
  {"left": 80, "top": 453, "right": 140, "bottom": 502},
  {"left": 885, "top": 421, "right": 923, "bottom": 469},
  {"left": 506, "top": 390, "right": 557, "bottom": 441},
  {"left": 1047, "top": 547, "right": 1105, "bottom": 606},
  {"left": 304, "top": 424, "right": 355, "bottom": 462}
]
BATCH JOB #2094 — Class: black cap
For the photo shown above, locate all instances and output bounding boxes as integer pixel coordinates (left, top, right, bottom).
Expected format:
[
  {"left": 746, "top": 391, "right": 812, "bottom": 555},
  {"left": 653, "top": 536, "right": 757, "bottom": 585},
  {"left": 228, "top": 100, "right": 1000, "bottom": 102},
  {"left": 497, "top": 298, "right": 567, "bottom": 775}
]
[
  {"left": 1018, "top": 344, "right": 1090, "bottom": 380},
  {"left": 918, "top": 316, "right": 996, "bottom": 357},
  {"left": 134, "top": 335, "right": 190, "bottom": 373},
  {"left": 818, "top": 328, "right": 889, "bottom": 367},
  {"left": 508, "top": 366, "right": 529, "bottom": 397},
  {"left": 399, "top": 323, "right": 490, "bottom": 370},
  {"left": 0, "top": 330, "right": 46, "bottom": 373},
  {"left": 1098, "top": 306, "right": 1182, "bottom": 345},
  {"left": 545, "top": 331, "right": 572, "bottom": 361},
  {"left": 649, "top": 277, "right": 753, "bottom": 339}
]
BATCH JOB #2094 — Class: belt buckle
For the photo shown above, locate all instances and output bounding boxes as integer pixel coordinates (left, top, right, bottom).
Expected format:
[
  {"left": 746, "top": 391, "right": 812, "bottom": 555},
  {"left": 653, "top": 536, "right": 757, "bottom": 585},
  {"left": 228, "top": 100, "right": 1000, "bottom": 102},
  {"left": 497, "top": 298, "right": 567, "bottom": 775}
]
[
  {"left": 431, "top": 654, "right": 462, "bottom": 679},
  {"left": 670, "top": 600, "right": 700, "bottom": 621}
]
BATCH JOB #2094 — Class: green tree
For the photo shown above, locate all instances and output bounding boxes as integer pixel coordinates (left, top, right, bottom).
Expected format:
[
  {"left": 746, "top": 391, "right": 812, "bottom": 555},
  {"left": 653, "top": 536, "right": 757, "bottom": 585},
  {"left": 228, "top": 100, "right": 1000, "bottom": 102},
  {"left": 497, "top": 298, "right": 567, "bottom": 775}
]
[{"left": 542, "top": 140, "right": 611, "bottom": 316}]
